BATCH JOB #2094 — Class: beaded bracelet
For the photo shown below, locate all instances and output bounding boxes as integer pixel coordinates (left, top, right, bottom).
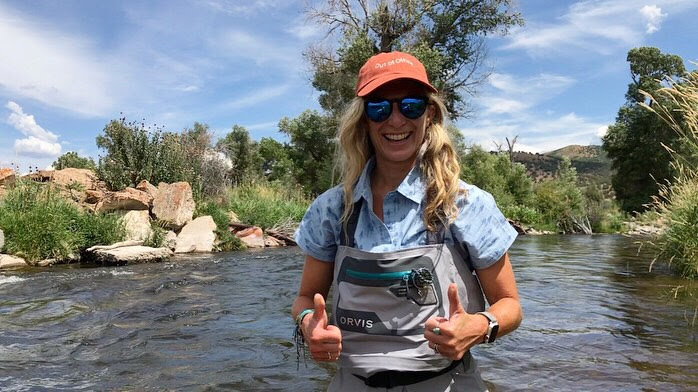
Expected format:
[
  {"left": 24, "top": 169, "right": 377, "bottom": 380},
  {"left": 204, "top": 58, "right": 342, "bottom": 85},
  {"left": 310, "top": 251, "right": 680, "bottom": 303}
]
[{"left": 293, "top": 308, "right": 314, "bottom": 370}]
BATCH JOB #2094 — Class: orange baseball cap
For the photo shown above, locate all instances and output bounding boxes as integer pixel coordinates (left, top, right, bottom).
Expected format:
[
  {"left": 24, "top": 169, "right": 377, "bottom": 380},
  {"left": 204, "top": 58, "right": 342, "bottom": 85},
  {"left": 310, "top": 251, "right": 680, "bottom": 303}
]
[{"left": 355, "top": 51, "right": 438, "bottom": 97}]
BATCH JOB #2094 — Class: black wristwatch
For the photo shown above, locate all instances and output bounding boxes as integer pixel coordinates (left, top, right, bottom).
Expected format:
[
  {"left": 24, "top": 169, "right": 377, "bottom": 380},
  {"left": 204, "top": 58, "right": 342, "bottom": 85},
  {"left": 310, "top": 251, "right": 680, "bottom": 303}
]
[{"left": 476, "top": 311, "right": 499, "bottom": 343}]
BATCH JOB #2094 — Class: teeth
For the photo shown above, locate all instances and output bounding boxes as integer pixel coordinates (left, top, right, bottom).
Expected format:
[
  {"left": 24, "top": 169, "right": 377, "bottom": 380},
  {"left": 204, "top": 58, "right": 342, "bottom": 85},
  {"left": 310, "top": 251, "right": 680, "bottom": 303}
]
[{"left": 384, "top": 132, "right": 410, "bottom": 141}]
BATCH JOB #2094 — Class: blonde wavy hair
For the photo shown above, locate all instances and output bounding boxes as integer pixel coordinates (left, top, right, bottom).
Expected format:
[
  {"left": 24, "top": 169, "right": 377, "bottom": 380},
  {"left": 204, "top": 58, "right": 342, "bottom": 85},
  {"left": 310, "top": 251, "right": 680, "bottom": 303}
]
[{"left": 336, "top": 92, "right": 465, "bottom": 232}]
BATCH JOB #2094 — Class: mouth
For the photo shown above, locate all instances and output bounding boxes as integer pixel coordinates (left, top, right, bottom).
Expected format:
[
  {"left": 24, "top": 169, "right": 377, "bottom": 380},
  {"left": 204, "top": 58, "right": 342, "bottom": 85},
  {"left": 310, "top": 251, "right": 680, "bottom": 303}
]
[{"left": 383, "top": 132, "right": 411, "bottom": 142}]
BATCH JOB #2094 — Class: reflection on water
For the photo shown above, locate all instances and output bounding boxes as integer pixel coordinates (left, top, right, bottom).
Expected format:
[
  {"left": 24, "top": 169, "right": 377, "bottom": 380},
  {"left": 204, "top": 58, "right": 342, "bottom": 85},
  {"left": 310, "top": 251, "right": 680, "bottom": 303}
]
[{"left": 0, "top": 236, "right": 696, "bottom": 391}]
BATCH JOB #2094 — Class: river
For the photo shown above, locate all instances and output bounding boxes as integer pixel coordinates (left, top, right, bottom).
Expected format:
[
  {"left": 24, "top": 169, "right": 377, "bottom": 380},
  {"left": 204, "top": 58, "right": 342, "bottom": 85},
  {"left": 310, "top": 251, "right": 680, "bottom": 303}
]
[{"left": 1, "top": 235, "right": 696, "bottom": 391}]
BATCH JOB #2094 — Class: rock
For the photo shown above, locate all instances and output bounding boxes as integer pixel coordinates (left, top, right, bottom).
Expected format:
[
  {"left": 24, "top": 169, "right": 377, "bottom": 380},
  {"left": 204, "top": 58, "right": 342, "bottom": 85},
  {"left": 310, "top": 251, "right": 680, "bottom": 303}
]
[
  {"left": 136, "top": 180, "right": 159, "bottom": 199},
  {"left": 175, "top": 216, "right": 217, "bottom": 253},
  {"left": 152, "top": 182, "right": 195, "bottom": 230},
  {"left": 120, "top": 210, "right": 153, "bottom": 242},
  {"left": 264, "top": 235, "right": 285, "bottom": 248},
  {"left": 0, "top": 168, "right": 16, "bottom": 186},
  {"left": 165, "top": 230, "right": 177, "bottom": 250},
  {"left": 0, "top": 254, "right": 27, "bottom": 269},
  {"left": 84, "top": 189, "right": 104, "bottom": 204},
  {"left": 25, "top": 168, "right": 98, "bottom": 189},
  {"left": 37, "top": 258, "right": 58, "bottom": 267},
  {"left": 236, "top": 226, "right": 265, "bottom": 248},
  {"left": 90, "top": 246, "right": 173, "bottom": 266},
  {"left": 87, "top": 240, "right": 144, "bottom": 252},
  {"left": 0, "top": 228, "right": 4, "bottom": 252},
  {"left": 95, "top": 187, "right": 152, "bottom": 212}
]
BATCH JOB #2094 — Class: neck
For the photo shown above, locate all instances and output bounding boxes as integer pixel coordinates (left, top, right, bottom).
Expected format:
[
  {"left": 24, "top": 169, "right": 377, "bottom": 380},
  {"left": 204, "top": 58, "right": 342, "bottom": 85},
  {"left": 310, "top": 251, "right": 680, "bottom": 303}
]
[{"left": 371, "top": 155, "right": 417, "bottom": 193}]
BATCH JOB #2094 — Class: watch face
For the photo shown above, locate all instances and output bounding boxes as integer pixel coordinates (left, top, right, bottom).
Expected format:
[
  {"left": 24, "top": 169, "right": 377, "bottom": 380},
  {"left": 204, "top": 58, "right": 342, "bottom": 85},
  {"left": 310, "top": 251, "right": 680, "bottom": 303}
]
[{"left": 489, "top": 323, "right": 499, "bottom": 343}]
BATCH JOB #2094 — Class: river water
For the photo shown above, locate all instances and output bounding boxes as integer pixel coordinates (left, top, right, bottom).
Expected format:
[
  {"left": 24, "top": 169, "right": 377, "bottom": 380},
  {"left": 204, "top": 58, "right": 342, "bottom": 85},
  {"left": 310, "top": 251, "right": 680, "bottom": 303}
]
[{"left": 1, "top": 235, "right": 696, "bottom": 391}]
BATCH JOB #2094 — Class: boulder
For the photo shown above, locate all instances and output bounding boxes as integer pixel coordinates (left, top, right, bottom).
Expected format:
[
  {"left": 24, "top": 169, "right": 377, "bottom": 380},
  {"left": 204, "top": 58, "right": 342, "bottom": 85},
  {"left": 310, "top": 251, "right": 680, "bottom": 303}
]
[
  {"left": 84, "top": 189, "right": 104, "bottom": 204},
  {"left": 264, "top": 235, "right": 285, "bottom": 248},
  {"left": 0, "top": 254, "right": 27, "bottom": 269},
  {"left": 90, "top": 245, "right": 173, "bottom": 266},
  {"left": 0, "top": 168, "right": 15, "bottom": 186},
  {"left": 175, "top": 216, "right": 217, "bottom": 253},
  {"left": 136, "top": 180, "right": 159, "bottom": 199},
  {"left": 152, "top": 182, "right": 195, "bottom": 230},
  {"left": 165, "top": 230, "right": 177, "bottom": 250},
  {"left": 0, "top": 228, "right": 4, "bottom": 252},
  {"left": 95, "top": 187, "right": 152, "bottom": 212},
  {"left": 120, "top": 210, "right": 153, "bottom": 241},
  {"left": 25, "top": 168, "right": 98, "bottom": 189},
  {"left": 236, "top": 226, "right": 265, "bottom": 248}
]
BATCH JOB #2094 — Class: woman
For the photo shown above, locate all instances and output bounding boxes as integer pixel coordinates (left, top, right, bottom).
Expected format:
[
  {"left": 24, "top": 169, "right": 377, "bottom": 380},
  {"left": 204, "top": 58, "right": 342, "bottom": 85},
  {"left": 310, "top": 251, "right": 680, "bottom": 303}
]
[{"left": 292, "top": 51, "right": 522, "bottom": 391}]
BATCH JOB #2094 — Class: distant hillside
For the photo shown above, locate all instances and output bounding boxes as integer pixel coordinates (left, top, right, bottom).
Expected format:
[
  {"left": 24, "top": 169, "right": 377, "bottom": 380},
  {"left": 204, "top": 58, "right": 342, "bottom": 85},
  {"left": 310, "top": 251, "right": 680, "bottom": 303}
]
[{"left": 511, "top": 145, "right": 613, "bottom": 184}]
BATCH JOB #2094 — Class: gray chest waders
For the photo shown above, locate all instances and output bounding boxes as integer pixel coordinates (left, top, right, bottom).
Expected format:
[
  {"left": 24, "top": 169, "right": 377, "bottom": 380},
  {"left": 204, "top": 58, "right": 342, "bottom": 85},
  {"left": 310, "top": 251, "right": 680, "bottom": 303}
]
[{"left": 332, "top": 201, "right": 486, "bottom": 377}]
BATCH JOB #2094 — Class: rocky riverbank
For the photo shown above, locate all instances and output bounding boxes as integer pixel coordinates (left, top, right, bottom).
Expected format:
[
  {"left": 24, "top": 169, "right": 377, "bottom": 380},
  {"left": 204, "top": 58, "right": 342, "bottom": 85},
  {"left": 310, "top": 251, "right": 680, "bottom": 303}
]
[{"left": 0, "top": 168, "right": 294, "bottom": 269}]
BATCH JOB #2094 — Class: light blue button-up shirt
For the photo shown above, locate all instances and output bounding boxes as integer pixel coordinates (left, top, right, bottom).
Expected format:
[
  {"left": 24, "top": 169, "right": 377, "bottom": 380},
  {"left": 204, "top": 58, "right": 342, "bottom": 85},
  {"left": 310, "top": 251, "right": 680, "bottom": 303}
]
[{"left": 295, "top": 158, "right": 517, "bottom": 269}]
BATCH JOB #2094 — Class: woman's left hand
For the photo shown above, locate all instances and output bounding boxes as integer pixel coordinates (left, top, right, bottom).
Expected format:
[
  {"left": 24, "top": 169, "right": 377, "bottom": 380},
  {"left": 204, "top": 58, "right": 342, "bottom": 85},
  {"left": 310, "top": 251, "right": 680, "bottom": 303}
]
[{"left": 424, "top": 283, "right": 489, "bottom": 360}]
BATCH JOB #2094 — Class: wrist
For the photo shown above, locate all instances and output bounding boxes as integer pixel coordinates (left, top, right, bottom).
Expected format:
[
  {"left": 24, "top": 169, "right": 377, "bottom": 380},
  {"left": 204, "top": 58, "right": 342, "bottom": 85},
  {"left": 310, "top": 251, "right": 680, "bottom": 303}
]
[
  {"left": 476, "top": 311, "right": 499, "bottom": 344},
  {"left": 296, "top": 308, "right": 314, "bottom": 329}
]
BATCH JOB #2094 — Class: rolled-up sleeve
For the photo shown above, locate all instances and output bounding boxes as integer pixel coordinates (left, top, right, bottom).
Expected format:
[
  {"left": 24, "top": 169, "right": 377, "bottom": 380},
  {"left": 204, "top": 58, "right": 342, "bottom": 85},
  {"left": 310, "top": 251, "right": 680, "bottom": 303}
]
[
  {"left": 294, "top": 187, "right": 342, "bottom": 262},
  {"left": 452, "top": 184, "right": 518, "bottom": 270}
]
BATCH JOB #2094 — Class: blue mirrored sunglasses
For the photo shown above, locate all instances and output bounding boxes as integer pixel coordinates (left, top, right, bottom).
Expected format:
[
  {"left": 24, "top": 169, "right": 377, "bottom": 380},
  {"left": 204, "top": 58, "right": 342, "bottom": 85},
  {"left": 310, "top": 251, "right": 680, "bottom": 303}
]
[{"left": 364, "top": 96, "right": 429, "bottom": 122}]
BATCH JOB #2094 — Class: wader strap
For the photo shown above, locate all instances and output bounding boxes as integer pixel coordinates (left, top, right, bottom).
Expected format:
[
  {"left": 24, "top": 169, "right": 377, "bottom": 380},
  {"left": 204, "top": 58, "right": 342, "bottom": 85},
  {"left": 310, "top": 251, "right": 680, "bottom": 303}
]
[{"left": 340, "top": 200, "right": 363, "bottom": 247}]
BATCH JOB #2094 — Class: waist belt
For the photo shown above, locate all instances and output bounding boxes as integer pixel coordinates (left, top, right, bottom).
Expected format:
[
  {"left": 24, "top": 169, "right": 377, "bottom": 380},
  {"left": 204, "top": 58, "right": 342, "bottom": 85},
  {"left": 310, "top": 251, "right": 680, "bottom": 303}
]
[{"left": 354, "top": 358, "right": 465, "bottom": 388}]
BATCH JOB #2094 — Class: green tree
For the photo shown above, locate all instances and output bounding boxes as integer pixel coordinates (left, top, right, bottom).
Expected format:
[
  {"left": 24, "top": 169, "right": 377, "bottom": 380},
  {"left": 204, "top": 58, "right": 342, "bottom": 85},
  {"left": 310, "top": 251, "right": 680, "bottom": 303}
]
[
  {"left": 278, "top": 110, "right": 337, "bottom": 195},
  {"left": 217, "top": 125, "right": 260, "bottom": 185},
  {"left": 258, "top": 137, "right": 294, "bottom": 183},
  {"left": 52, "top": 151, "right": 97, "bottom": 171},
  {"left": 602, "top": 47, "right": 686, "bottom": 213},
  {"left": 534, "top": 158, "right": 588, "bottom": 234},
  {"left": 306, "top": 0, "right": 523, "bottom": 118},
  {"left": 460, "top": 145, "right": 533, "bottom": 209}
]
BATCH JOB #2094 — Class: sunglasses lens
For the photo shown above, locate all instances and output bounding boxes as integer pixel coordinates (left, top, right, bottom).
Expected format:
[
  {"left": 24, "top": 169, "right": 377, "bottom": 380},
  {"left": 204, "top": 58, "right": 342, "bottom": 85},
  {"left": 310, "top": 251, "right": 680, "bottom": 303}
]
[
  {"left": 365, "top": 101, "right": 392, "bottom": 122},
  {"left": 399, "top": 97, "right": 427, "bottom": 119}
]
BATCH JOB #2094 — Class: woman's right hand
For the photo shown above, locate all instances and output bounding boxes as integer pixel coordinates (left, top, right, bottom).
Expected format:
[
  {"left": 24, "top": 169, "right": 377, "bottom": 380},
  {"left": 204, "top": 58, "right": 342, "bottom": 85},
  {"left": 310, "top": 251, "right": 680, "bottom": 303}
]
[{"left": 302, "top": 293, "right": 343, "bottom": 362}]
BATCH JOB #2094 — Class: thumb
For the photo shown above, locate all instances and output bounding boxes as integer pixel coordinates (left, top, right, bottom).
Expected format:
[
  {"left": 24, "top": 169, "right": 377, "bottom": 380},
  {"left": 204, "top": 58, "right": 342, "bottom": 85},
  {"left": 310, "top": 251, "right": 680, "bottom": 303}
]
[
  {"left": 313, "top": 293, "right": 328, "bottom": 328},
  {"left": 448, "top": 283, "right": 465, "bottom": 319}
]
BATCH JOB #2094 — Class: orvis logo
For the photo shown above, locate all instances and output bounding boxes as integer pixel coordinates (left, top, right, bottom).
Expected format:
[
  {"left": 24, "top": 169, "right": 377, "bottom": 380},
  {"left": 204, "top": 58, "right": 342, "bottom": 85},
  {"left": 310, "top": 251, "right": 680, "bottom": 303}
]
[{"left": 338, "top": 316, "right": 374, "bottom": 329}]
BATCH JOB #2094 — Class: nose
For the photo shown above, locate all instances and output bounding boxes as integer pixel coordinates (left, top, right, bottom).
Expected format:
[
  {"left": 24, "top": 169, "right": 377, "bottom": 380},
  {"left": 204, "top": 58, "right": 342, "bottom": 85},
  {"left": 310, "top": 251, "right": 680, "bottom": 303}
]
[{"left": 386, "top": 102, "right": 406, "bottom": 126}]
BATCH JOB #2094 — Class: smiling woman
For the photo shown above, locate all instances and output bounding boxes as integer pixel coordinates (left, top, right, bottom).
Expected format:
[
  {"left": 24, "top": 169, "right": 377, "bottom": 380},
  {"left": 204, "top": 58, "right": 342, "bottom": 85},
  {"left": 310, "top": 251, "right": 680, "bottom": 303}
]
[{"left": 291, "top": 51, "right": 522, "bottom": 391}]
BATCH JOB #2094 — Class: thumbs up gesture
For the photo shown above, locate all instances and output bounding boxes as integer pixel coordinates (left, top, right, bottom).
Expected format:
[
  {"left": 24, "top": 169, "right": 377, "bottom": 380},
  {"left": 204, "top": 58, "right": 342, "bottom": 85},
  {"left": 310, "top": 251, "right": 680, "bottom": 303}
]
[
  {"left": 301, "top": 294, "right": 343, "bottom": 362},
  {"left": 424, "top": 283, "right": 489, "bottom": 360}
]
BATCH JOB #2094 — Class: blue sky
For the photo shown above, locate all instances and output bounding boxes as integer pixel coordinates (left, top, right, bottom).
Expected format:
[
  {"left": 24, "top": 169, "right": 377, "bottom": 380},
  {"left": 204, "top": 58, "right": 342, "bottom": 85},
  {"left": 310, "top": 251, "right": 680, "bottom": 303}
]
[{"left": 1, "top": 0, "right": 697, "bottom": 172}]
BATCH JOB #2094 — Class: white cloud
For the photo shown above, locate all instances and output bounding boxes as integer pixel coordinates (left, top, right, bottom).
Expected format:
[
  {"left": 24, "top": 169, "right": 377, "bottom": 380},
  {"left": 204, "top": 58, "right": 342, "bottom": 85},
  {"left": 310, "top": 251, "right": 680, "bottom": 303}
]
[
  {"left": 5, "top": 101, "right": 61, "bottom": 157},
  {"left": 14, "top": 136, "right": 61, "bottom": 157},
  {"left": 6, "top": 101, "right": 58, "bottom": 142},
  {"left": 220, "top": 84, "right": 292, "bottom": 111},
  {"left": 478, "top": 73, "right": 576, "bottom": 115},
  {"left": 502, "top": 0, "right": 694, "bottom": 55},
  {"left": 0, "top": 4, "right": 114, "bottom": 116},
  {"left": 640, "top": 5, "right": 667, "bottom": 34},
  {"left": 596, "top": 125, "right": 609, "bottom": 138}
]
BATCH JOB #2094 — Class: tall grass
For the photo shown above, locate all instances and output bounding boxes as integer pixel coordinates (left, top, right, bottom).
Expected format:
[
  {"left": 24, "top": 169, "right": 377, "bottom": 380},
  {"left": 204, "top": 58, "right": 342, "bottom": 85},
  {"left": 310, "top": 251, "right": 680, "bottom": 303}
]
[
  {"left": 226, "top": 182, "right": 310, "bottom": 230},
  {"left": 0, "top": 180, "right": 125, "bottom": 264},
  {"left": 641, "top": 68, "right": 698, "bottom": 278}
]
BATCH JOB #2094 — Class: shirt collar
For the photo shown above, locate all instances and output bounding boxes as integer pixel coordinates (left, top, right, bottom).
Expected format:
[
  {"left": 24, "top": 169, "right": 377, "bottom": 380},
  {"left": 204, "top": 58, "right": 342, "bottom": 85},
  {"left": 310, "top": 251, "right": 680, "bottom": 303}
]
[{"left": 352, "top": 157, "right": 425, "bottom": 205}]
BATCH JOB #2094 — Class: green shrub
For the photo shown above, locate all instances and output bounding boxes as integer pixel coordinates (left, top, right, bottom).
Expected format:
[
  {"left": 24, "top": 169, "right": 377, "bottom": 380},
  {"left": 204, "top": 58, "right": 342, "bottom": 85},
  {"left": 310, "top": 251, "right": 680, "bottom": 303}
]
[
  {"left": 227, "top": 182, "right": 310, "bottom": 230},
  {"left": 534, "top": 158, "right": 588, "bottom": 233},
  {"left": 0, "top": 180, "right": 125, "bottom": 263},
  {"left": 52, "top": 151, "right": 97, "bottom": 170},
  {"left": 501, "top": 204, "right": 540, "bottom": 226},
  {"left": 649, "top": 176, "right": 698, "bottom": 278}
]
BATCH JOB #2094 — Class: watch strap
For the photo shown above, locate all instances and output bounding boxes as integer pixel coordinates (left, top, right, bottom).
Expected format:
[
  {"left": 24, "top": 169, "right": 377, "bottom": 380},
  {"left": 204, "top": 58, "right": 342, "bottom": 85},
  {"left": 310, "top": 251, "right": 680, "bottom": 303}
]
[{"left": 476, "top": 311, "right": 499, "bottom": 343}]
